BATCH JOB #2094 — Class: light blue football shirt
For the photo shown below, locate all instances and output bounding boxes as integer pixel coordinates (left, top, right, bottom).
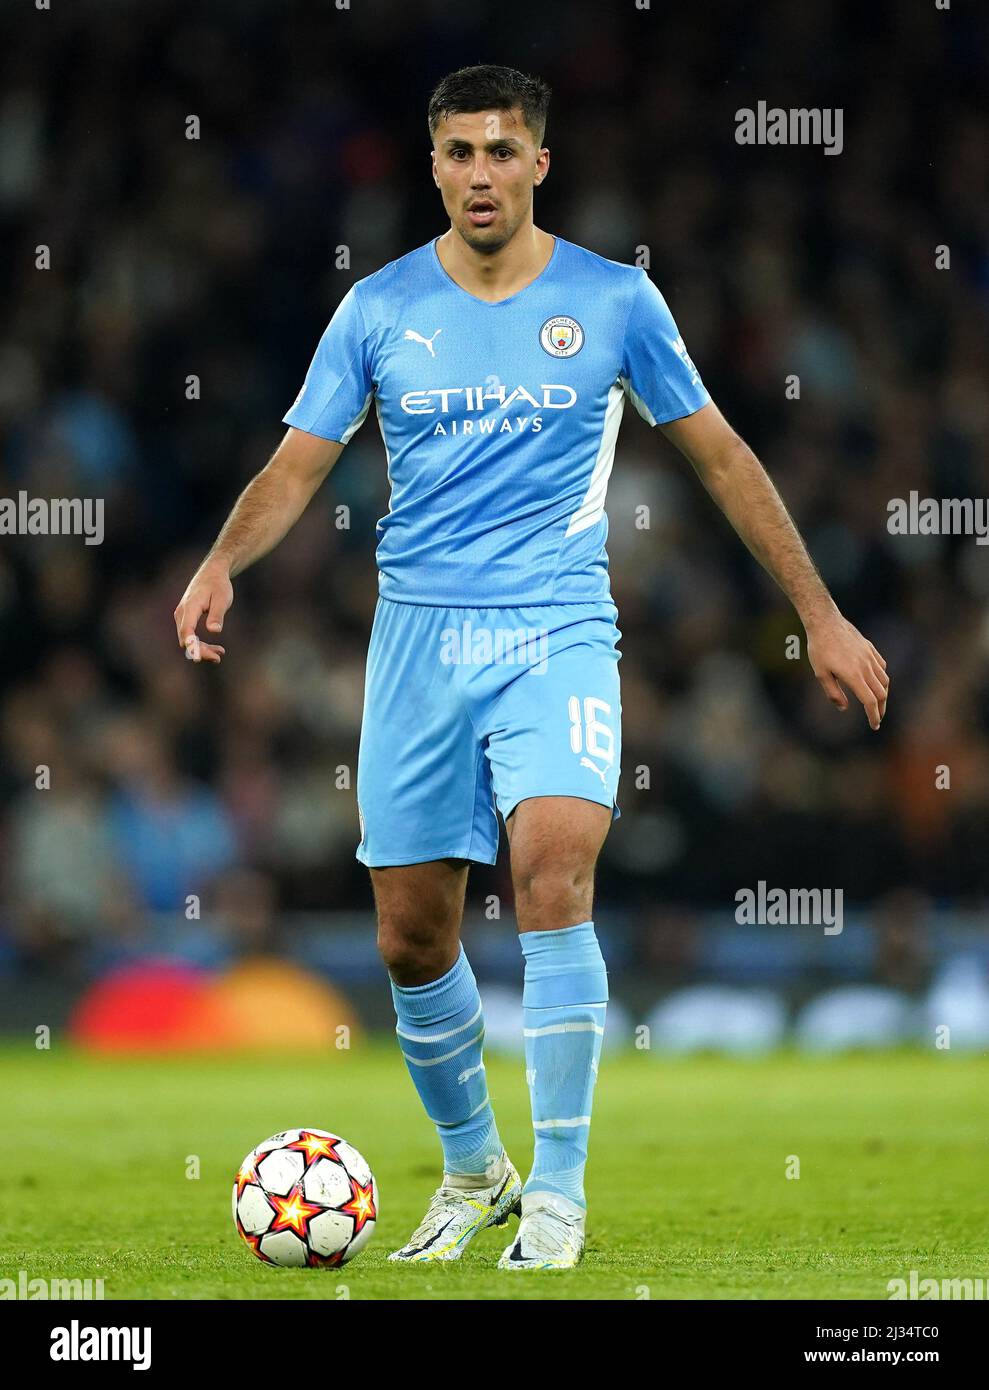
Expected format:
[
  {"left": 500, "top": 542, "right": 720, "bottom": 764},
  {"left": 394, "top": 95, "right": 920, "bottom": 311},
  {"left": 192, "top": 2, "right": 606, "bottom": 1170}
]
[{"left": 283, "top": 235, "right": 709, "bottom": 605}]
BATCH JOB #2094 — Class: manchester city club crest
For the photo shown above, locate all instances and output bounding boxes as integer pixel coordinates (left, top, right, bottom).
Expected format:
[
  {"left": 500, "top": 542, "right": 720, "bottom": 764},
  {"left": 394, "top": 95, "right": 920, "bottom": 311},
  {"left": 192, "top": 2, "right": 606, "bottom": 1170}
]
[{"left": 539, "top": 315, "right": 585, "bottom": 357}]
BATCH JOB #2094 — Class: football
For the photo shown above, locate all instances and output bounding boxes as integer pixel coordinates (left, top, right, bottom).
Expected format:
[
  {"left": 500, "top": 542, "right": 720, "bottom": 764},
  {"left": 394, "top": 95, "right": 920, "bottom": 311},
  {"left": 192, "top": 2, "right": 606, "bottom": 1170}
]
[{"left": 232, "top": 1128, "right": 378, "bottom": 1268}]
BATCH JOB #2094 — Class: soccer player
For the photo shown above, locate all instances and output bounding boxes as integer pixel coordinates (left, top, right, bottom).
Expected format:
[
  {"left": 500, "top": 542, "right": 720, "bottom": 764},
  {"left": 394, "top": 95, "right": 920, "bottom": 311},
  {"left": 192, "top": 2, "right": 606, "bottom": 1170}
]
[{"left": 175, "top": 65, "right": 889, "bottom": 1270}]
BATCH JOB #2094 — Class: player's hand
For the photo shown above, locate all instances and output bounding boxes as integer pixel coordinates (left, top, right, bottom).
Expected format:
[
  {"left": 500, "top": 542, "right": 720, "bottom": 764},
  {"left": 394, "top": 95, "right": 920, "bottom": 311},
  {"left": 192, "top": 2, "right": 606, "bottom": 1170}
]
[
  {"left": 174, "top": 561, "right": 232, "bottom": 664},
  {"left": 806, "top": 613, "right": 889, "bottom": 731}
]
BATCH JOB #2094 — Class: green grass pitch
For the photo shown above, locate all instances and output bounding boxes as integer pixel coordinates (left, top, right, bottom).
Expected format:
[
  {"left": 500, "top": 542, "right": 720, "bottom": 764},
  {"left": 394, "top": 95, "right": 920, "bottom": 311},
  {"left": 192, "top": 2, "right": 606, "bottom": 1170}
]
[{"left": 2, "top": 1041, "right": 986, "bottom": 1300}]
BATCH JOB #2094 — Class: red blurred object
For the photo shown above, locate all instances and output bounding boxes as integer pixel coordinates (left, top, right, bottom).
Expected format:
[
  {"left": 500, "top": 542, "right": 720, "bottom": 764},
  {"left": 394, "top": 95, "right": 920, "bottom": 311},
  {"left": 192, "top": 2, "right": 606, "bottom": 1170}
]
[
  {"left": 68, "top": 960, "right": 232, "bottom": 1052},
  {"left": 68, "top": 956, "right": 362, "bottom": 1052}
]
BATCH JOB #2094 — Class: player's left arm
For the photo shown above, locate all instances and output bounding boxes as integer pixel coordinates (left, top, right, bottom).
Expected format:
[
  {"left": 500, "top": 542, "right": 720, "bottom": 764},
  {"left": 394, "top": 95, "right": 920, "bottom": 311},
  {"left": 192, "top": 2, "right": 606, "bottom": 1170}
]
[{"left": 660, "top": 400, "right": 889, "bottom": 730}]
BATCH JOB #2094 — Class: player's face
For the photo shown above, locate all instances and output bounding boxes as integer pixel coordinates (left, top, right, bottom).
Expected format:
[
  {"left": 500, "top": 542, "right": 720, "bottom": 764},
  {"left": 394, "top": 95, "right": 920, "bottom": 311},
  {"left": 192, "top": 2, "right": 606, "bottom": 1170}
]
[{"left": 431, "top": 107, "right": 548, "bottom": 252}]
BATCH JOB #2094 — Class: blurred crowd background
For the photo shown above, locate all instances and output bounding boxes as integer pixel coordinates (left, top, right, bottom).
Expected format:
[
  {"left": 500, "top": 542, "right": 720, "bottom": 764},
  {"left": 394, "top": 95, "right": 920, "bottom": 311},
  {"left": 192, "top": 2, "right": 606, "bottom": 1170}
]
[{"left": 1, "top": 0, "right": 987, "bottom": 1042}]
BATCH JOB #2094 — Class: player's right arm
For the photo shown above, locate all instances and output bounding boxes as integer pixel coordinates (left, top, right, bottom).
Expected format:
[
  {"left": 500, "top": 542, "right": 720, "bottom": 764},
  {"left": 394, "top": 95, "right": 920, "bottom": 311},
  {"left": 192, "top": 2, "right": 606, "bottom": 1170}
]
[{"left": 173, "top": 426, "right": 344, "bottom": 664}]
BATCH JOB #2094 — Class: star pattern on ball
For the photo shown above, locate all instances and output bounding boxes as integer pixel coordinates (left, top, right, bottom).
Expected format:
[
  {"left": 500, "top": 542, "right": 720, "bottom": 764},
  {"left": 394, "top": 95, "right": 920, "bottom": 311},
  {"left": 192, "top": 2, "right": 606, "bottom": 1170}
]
[
  {"left": 268, "top": 1184, "right": 324, "bottom": 1240},
  {"left": 341, "top": 1177, "right": 376, "bottom": 1234},
  {"left": 306, "top": 1249, "right": 345, "bottom": 1269},
  {"left": 234, "top": 1150, "right": 262, "bottom": 1200},
  {"left": 235, "top": 1219, "right": 275, "bottom": 1264},
  {"left": 288, "top": 1130, "right": 344, "bottom": 1166}
]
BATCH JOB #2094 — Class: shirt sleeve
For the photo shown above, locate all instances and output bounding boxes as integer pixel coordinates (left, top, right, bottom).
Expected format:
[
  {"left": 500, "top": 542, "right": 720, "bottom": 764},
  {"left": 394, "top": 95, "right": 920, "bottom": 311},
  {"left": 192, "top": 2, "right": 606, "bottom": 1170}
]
[
  {"left": 282, "top": 284, "right": 375, "bottom": 443},
  {"left": 620, "top": 270, "right": 709, "bottom": 425}
]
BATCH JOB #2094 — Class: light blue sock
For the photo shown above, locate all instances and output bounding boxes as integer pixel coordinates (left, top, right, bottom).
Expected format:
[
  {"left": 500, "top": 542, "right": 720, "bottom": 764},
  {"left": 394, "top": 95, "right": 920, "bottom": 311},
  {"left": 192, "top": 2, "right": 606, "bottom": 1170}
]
[
  {"left": 390, "top": 945, "right": 503, "bottom": 1181},
  {"left": 519, "top": 922, "right": 608, "bottom": 1209}
]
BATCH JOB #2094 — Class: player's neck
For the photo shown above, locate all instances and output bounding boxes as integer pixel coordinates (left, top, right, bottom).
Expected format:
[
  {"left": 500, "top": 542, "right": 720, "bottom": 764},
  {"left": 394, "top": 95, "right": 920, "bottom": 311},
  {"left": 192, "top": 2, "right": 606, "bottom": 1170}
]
[{"left": 436, "top": 224, "right": 555, "bottom": 303}]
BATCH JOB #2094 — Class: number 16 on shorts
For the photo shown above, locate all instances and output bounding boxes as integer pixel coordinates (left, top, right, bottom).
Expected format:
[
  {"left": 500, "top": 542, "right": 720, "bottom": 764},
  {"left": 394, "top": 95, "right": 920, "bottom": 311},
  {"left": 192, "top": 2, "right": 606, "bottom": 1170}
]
[{"left": 569, "top": 694, "right": 616, "bottom": 791}]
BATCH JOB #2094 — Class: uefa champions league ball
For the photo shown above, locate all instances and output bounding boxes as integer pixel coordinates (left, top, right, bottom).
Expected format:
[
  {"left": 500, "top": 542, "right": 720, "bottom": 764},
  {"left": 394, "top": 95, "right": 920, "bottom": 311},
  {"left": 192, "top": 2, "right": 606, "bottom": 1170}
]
[{"left": 232, "top": 1128, "right": 378, "bottom": 1267}]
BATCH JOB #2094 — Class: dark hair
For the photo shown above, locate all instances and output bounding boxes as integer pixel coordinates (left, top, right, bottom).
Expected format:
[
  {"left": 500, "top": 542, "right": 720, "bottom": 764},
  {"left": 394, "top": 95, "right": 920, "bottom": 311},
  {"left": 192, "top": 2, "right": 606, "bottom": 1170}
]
[{"left": 427, "top": 64, "right": 551, "bottom": 148}]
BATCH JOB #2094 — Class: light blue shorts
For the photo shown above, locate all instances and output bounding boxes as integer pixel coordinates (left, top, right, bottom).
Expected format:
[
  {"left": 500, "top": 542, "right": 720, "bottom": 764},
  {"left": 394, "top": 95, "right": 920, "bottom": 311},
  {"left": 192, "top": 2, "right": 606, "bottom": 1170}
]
[{"left": 356, "top": 598, "right": 622, "bottom": 867}]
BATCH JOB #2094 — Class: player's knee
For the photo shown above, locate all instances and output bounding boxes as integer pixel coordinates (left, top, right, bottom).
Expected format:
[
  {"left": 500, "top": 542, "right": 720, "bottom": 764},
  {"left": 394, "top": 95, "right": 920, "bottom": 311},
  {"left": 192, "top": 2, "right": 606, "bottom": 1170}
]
[
  {"left": 513, "top": 859, "right": 595, "bottom": 930},
  {"left": 376, "top": 911, "right": 456, "bottom": 983}
]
